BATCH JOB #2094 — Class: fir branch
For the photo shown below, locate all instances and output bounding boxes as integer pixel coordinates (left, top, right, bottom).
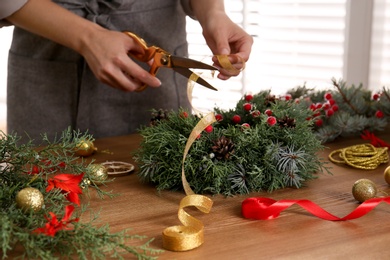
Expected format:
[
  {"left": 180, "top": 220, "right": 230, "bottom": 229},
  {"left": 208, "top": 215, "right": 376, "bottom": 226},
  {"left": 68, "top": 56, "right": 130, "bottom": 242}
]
[{"left": 332, "top": 77, "right": 361, "bottom": 115}]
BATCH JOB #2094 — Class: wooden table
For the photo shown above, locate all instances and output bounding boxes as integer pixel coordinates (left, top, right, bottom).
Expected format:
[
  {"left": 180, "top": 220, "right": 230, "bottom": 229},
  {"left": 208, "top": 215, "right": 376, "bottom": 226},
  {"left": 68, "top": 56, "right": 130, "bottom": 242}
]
[{"left": 80, "top": 134, "right": 390, "bottom": 259}]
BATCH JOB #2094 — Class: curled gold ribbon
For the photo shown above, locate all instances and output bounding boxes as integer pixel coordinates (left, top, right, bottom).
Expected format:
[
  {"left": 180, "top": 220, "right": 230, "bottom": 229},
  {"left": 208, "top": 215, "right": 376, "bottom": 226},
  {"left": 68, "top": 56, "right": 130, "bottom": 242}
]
[
  {"left": 163, "top": 53, "right": 245, "bottom": 251},
  {"left": 329, "top": 143, "right": 389, "bottom": 170},
  {"left": 162, "top": 113, "right": 216, "bottom": 251},
  {"left": 216, "top": 54, "right": 246, "bottom": 75}
]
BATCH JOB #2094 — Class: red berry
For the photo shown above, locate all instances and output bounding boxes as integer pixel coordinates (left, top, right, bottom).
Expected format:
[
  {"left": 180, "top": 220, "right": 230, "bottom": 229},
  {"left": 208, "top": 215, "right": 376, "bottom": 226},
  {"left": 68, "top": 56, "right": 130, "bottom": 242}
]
[
  {"left": 241, "top": 123, "right": 250, "bottom": 129},
  {"left": 324, "top": 92, "right": 333, "bottom": 100},
  {"left": 232, "top": 115, "right": 241, "bottom": 124},
  {"left": 326, "top": 109, "right": 334, "bottom": 117},
  {"left": 375, "top": 110, "right": 384, "bottom": 118},
  {"left": 265, "top": 109, "right": 272, "bottom": 116},
  {"left": 58, "top": 162, "right": 66, "bottom": 168},
  {"left": 285, "top": 94, "right": 292, "bottom": 101},
  {"left": 180, "top": 112, "right": 188, "bottom": 118},
  {"left": 251, "top": 110, "right": 261, "bottom": 118},
  {"left": 267, "top": 116, "right": 277, "bottom": 126},
  {"left": 331, "top": 104, "right": 339, "bottom": 112},
  {"left": 322, "top": 103, "right": 330, "bottom": 110},
  {"left": 312, "top": 112, "right": 321, "bottom": 117},
  {"left": 245, "top": 94, "right": 253, "bottom": 102},
  {"left": 215, "top": 114, "right": 223, "bottom": 121},
  {"left": 328, "top": 99, "right": 336, "bottom": 106},
  {"left": 243, "top": 103, "right": 252, "bottom": 111},
  {"left": 309, "top": 103, "right": 316, "bottom": 110},
  {"left": 373, "top": 93, "right": 380, "bottom": 101},
  {"left": 315, "top": 118, "right": 323, "bottom": 127},
  {"left": 315, "top": 103, "right": 323, "bottom": 109},
  {"left": 205, "top": 125, "right": 213, "bottom": 133},
  {"left": 294, "top": 98, "right": 300, "bottom": 104}
]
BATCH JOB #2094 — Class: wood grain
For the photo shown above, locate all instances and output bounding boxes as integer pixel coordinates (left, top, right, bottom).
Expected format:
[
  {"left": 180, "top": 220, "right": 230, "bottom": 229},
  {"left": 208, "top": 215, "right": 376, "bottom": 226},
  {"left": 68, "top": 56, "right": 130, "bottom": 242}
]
[{"left": 7, "top": 133, "right": 390, "bottom": 259}]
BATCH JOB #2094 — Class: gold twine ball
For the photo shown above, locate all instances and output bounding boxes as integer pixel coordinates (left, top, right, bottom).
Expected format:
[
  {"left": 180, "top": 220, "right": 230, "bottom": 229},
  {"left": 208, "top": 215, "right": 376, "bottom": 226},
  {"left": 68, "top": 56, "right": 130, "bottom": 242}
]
[
  {"left": 352, "top": 179, "right": 377, "bottom": 202},
  {"left": 15, "top": 187, "right": 44, "bottom": 212},
  {"left": 88, "top": 164, "right": 108, "bottom": 185},
  {"left": 384, "top": 166, "right": 390, "bottom": 185},
  {"left": 75, "top": 140, "right": 97, "bottom": 157}
]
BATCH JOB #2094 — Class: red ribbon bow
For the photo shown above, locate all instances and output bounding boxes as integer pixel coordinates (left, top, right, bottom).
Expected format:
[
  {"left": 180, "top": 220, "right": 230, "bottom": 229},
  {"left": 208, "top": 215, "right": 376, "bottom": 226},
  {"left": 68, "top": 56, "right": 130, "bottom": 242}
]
[{"left": 242, "top": 197, "right": 390, "bottom": 221}]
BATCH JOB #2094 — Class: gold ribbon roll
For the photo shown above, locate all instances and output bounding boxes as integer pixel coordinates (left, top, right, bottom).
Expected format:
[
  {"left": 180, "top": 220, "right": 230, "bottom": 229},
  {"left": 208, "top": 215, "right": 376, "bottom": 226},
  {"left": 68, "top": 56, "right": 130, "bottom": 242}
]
[{"left": 162, "top": 113, "right": 216, "bottom": 251}]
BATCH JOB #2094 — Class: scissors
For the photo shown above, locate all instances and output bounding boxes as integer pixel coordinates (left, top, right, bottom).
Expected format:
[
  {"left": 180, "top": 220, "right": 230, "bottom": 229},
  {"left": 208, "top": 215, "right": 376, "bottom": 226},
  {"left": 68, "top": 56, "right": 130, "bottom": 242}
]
[{"left": 124, "top": 31, "right": 218, "bottom": 92}]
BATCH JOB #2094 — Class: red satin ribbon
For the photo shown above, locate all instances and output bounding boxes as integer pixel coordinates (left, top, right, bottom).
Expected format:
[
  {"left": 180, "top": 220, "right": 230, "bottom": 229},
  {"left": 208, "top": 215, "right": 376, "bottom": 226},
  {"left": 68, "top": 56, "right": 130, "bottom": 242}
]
[{"left": 242, "top": 197, "right": 390, "bottom": 221}]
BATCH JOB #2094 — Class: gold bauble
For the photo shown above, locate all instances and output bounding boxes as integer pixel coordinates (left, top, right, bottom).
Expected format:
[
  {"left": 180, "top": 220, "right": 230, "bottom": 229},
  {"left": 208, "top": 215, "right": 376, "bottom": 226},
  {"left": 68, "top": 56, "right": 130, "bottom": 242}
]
[
  {"left": 88, "top": 164, "right": 108, "bottom": 185},
  {"left": 352, "top": 179, "right": 377, "bottom": 203},
  {"left": 15, "top": 187, "right": 44, "bottom": 212},
  {"left": 75, "top": 140, "right": 97, "bottom": 157},
  {"left": 384, "top": 166, "right": 390, "bottom": 185}
]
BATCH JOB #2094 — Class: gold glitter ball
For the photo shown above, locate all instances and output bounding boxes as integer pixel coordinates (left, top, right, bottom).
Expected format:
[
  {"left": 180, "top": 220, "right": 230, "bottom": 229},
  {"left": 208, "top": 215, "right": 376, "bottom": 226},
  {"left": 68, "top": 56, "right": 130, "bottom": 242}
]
[
  {"left": 15, "top": 187, "right": 44, "bottom": 212},
  {"left": 74, "top": 140, "right": 97, "bottom": 157},
  {"left": 352, "top": 179, "right": 377, "bottom": 203},
  {"left": 384, "top": 166, "right": 390, "bottom": 185},
  {"left": 88, "top": 164, "right": 108, "bottom": 185}
]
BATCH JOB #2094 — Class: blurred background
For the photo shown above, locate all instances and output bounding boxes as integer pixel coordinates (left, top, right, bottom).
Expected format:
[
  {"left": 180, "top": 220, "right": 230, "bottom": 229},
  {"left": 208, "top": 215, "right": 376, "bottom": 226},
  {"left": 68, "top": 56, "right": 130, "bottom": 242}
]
[{"left": 1, "top": 0, "right": 389, "bottom": 134}]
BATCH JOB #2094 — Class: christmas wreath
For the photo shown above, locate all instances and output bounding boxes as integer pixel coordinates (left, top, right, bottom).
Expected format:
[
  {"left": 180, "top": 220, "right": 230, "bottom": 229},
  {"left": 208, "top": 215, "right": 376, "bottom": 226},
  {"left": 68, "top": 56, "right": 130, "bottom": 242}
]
[
  {"left": 0, "top": 129, "right": 161, "bottom": 259},
  {"left": 134, "top": 78, "right": 390, "bottom": 195}
]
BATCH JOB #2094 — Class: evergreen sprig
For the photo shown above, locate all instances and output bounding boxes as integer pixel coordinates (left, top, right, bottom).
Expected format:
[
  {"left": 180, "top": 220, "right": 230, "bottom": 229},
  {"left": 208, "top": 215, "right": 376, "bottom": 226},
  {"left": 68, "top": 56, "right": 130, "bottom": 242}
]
[
  {"left": 290, "top": 78, "right": 390, "bottom": 143},
  {"left": 134, "top": 91, "right": 328, "bottom": 195},
  {"left": 0, "top": 128, "right": 161, "bottom": 259}
]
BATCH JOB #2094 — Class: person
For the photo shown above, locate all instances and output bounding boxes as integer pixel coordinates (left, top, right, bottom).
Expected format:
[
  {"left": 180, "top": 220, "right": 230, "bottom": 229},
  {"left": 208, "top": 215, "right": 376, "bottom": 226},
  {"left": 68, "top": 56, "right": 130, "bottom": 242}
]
[{"left": 1, "top": 0, "right": 253, "bottom": 143}]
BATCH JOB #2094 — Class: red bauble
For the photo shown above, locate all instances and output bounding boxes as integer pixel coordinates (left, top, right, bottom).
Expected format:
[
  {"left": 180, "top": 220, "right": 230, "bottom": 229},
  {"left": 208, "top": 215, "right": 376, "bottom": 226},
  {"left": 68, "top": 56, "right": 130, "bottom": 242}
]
[
  {"left": 232, "top": 115, "right": 241, "bottom": 124},
  {"left": 215, "top": 114, "right": 223, "bottom": 121},
  {"left": 243, "top": 103, "right": 252, "bottom": 111},
  {"left": 315, "top": 118, "right": 323, "bottom": 127},
  {"left": 245, "top": 94, "right": 253, "bottom": 102},
  {"left": 267, "top": 116, "right": 277, "bottom": 126},
  {"left": 241, "top": 123, "right": 250, "bottom": 129},
  {"left": 251, "top": 110, "right": 261, "bottom": 118},
  {"left": 375, "top": 110, "right": 384, "bottom": 118},
  {"left": 205, "top": 125, "right": 213, "bottom": 133},
  {"left": 265, "top": 109, "right": 272, "bottom": 116},
  {"left": 285, "top": 94, "right": 292, "bottom": 101}
]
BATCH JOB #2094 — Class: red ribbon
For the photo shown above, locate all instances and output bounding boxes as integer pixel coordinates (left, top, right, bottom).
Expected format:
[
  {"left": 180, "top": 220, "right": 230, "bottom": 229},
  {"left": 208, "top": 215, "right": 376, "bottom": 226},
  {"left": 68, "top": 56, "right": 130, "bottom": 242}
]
[{"left": 242, "top": 197, "right": 390, "bottom": 221}]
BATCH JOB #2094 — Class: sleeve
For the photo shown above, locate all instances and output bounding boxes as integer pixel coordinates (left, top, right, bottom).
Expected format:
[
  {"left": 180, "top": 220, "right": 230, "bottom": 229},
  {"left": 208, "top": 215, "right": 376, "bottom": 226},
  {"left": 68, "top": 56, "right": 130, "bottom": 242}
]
[
  {"left": 180, "top": 0, "right": 196, "bottom": 19},
  {"left": 0, "top": 0, "right": 29, "bottom": 27}
]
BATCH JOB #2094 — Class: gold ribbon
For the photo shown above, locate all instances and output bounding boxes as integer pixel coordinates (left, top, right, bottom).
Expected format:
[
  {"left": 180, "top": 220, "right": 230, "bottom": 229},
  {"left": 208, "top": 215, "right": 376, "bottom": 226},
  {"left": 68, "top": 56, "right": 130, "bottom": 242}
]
[
  {"left": 162, "top": 53, "right": 245, "bottom": 251},
  {"left": 328, "top": 143, "right": 389, "bottom": 170},
  {"left": 216, "top": 54, "right": 245, "bottom": 75},
  {"left": 162, "top": 113, "right": 216, "bottom": 251}
]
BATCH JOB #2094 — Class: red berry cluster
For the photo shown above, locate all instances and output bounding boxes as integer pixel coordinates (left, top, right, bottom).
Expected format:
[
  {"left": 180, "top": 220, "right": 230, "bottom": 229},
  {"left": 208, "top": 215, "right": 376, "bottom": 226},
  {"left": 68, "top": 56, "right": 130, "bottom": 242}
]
[
  {"left": 308, "top": 92, "right": 339, "bottom": 127},
  {"left": 372, "top": 91, "right": 385, "bottom": 118}
]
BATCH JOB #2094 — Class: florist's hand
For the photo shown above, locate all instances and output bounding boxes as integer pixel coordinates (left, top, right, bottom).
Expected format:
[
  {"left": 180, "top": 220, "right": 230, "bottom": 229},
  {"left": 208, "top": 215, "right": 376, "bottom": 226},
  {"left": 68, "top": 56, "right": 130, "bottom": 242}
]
[
  {"left": 80, "top": 29, "right": 161, "bottom": 92},
  {"left": 201, "top": 11, "right": 253, "bottom": 80}
]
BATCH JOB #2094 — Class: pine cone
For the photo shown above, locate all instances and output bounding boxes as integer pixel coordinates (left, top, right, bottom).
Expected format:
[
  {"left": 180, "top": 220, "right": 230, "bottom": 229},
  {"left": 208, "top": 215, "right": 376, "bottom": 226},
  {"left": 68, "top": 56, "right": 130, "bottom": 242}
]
[
  {"left": 150, "top": 109, "right": 169, "bottom": 126},
  {"left": 265, "top": 95, "right": 277, "bottom": 106},
  {"left": 211, "top": 136, "right": 235, "bottom": 160},
  {"left": 277, "top": 116, "right": 296, "bottom": 128}
]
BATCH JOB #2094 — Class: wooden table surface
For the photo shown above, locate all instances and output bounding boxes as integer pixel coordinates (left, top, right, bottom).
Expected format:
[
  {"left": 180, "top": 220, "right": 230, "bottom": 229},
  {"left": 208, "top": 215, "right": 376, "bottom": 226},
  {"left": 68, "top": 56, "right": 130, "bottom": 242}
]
[
  {"left": 79, "top": 133, "right": 390, "bottom": 260},
  {"left": 4, "top": 133, "right": 379, "bottom": 259}
]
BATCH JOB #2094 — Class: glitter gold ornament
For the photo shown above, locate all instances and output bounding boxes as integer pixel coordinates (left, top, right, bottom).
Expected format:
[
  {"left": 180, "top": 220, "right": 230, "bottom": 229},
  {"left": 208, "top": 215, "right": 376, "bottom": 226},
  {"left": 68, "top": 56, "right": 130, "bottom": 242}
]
[
  {"left": 352, "top": 179, "right": 377, "bottom": 202},
  {"left": 15, "top": 187, "right": 44, "bottom": 212},
  {"left": 384, "top": 166, "right": 390, "bottom": 185},
  {"left": 88, "top": 163, "right": 108, "bottom": 185},
  {"left": 75, "top": 139, "right": 97, "bottom": 157}
]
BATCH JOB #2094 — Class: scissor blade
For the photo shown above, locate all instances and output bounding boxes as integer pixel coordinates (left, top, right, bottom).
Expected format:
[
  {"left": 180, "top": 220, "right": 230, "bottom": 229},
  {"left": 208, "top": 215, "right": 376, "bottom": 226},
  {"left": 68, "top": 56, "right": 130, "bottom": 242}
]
[
  {"left": 170, "top": 56, "right": 218, "bottom": 70},
  {"left": 173, "top": 67, "right": 218, "bottom": 91}
]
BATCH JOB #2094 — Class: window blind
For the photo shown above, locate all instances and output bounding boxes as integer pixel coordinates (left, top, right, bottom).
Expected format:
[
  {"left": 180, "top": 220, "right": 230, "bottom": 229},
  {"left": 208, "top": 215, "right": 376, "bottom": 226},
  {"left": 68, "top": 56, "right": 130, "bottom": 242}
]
[
  {"left": 369, "top": 0, "right": 390, "bottom": 90},
  {"left": 186, "top": 0, "right": 347, "bottom": 113}
]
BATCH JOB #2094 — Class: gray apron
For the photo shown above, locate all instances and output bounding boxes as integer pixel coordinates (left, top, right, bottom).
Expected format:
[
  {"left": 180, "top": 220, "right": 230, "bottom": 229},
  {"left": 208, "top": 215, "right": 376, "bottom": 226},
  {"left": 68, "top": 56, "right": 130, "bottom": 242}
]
[{"left": 7, "top": 0, "right": 191, "bottom": 142}]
